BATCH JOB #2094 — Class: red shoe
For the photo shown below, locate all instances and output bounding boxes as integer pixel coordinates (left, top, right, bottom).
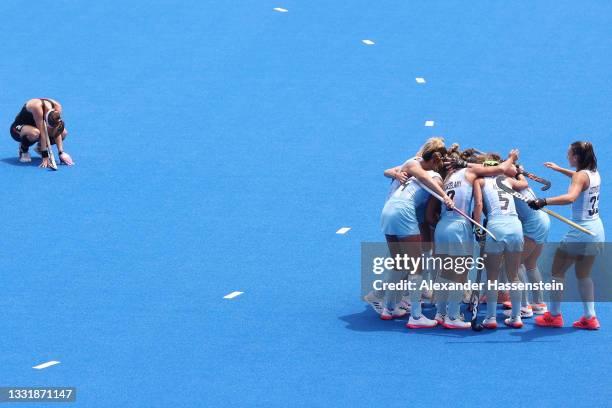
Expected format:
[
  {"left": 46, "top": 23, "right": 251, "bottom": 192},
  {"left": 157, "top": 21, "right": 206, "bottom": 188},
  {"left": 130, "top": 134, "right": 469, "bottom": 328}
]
[
  {"left": 535, "top": 312, "right": 563, "bottom": 328},
  {"left": 498, "top": 291, "right": 510, "bottom": 304},
  {"left": 502, "top": 301, "right": 512, "bottom": 310},
  {"left": 572, "top": 316, "right": 600, "bottom": 330}
]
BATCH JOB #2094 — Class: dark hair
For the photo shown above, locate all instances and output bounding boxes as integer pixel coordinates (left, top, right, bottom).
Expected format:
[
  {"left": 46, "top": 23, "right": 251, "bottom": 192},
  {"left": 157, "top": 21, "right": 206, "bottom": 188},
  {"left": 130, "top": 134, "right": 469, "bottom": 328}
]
[
  {"left": 570, "top": 141, "right": 597, "bottom": 171},
  {"left": 422, "top": 146, "right": 447, "bottom": 161},
  {"left": 48, "top": 111, "right": 62, "bottom": 128}
]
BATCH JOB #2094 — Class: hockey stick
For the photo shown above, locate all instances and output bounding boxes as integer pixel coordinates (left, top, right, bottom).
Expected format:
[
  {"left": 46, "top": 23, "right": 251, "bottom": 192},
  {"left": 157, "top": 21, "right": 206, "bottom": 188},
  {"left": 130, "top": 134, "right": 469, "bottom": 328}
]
[
  {"left": 415, "top": 180, "right": 498, "bottom": 241},
  {"left": 495, "top": 176, "right": 595, "bottom": 236},
  {"left": 42, "top": 107, "right": 58, "bottom": 171},
  {"left": 469, "top": 237, "right": 486, "bottom": 331},
  {"left": 517, "top": 167, "right": 551, "bottom": 191}
]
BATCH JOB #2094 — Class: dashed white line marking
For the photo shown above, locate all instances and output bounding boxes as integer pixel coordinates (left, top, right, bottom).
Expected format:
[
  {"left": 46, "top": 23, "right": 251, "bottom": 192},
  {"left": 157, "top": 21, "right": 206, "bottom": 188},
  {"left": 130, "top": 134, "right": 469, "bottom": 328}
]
[
  {"left": 415, "top": 77, "right": 426, "bottom": 84},
  {"left": 33, "top": 361, "right": 60, "bottom": 370},
  {"left": 362, "top": 40, "right": 375, "bottom": 45},
  {"left": 273, "top": 7, "right": 288, "bottom": 12},
  {"left": 336, "top": 227, "right": 351, "bottom": 234},
  {"left": 223, "top": 291, "right": 244, "bottom": 299},
  {"left": 425, "top": 120, "right": 435, "bottom": 127}
]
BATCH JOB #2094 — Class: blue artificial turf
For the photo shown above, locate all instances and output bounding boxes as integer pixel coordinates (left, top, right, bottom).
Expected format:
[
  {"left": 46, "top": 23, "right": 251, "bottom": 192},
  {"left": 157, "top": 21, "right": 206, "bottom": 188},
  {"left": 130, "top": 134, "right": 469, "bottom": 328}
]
[{"left": 0, "top": 1, "right": 610, "bottom": 406}]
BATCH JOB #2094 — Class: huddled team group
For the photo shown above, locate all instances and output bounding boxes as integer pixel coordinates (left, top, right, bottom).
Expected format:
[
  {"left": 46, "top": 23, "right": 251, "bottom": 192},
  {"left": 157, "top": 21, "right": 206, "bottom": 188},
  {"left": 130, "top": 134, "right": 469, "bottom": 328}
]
[{"left": 364, "top": 138, "right": 604, "bottom": 330}]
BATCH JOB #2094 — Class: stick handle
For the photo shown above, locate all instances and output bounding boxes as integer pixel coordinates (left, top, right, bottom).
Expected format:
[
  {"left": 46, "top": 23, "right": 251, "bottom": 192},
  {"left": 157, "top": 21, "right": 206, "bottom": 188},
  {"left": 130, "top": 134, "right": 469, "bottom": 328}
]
[
  {"left": 415, "top": 181, "right": 498, "bottom": 241},
  {"left": 541, "top": 208, "right": 596, "bottom": 236}
]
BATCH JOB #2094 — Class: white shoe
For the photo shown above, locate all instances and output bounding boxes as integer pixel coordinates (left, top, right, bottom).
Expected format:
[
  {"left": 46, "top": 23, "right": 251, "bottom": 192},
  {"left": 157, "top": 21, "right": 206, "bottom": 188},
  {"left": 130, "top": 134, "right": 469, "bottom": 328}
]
[
  {"left": 19, "top": 150, "right": 31, "bottom": 163},
  {"left": 504, "top": 316, "right": 524, "bottom": 328},
  {"left": 364, "top": 291, "right": 384, "bottom": 315},
  {"left": 406, "top": 314, "right": 438, "bottom": 329},
  {"left": 398, "top": 296, "right": 411, "bottom": 314},
  {"left": 443, "top": 315, "right": 471, "bottom": 329},
  {"left": 482, "top": 316, "right": 498, "bottom": 329},
  {"left": 531, "top": 303, "right": 548, "bottom": 315},
  {"left": 503, "top": 306, "right": 533, "bottom": 318},
  {"left": 380, "top": 307, "right": 407, "bottom": 320},
  {"left": 434, "top": 312, "right": 446, "bottom": 325}
]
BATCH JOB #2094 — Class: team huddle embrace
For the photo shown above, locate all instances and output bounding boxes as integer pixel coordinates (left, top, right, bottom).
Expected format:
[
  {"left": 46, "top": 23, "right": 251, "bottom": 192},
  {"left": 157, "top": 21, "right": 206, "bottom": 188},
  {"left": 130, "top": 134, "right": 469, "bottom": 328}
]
[{"left": 365, "top": 138, "right": 604, "bottom": 331}]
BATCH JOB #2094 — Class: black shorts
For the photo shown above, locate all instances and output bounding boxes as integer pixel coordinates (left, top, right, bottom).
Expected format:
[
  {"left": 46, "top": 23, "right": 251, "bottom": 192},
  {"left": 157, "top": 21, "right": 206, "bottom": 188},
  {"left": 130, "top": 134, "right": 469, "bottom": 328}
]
[{"left": 9, "top": 123, "right": 22, "bottom": 143}]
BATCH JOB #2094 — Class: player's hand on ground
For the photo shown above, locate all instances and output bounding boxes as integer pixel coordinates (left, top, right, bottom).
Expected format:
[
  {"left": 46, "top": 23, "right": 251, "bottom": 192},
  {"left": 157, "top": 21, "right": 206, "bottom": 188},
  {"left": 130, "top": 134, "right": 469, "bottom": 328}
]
[
  {"left": 544, "top": 162, "right": 560, "bottom": 171},
  {"left": 60, "top": 152, "right": 74, "bottom": 165},
  {"left": 40, "top": 157, "right": 50, "bottom": 168}
]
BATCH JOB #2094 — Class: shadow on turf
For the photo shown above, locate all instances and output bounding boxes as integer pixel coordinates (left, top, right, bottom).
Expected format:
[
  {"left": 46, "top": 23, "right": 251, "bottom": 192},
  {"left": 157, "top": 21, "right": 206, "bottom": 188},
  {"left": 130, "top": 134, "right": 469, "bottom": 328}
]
[
  {"left": 339, "top": 306, "right": 578, "bottom": 342},
  {"left": 0, "top": 157, "right": 39, "bottom": 167}
]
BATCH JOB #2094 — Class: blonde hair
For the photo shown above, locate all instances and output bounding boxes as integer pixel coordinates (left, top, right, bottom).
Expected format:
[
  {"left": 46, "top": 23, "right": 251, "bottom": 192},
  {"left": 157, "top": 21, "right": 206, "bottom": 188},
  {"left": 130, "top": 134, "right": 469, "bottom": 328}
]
[{"left": 416, "top": 137, "right": 446, "bottom": 158}]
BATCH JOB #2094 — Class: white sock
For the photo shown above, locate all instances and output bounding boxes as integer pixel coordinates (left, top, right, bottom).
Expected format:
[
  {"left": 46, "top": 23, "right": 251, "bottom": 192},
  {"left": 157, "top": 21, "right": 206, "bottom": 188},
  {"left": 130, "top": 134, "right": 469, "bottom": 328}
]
[
  {"left": 435, "top": 276, "right": 450, "bottom": 315},
  {"left": 408, "top": 274, "right": 423, "bottom": 317},
  {"left": 550, "top": 276, "right": 564, "bottom": 316},
  {"left": 526, "top": 266, "right": 544, "bottom": 304},
  {"left": 578, "top": 277, "right": 596, "bottom": 318}
]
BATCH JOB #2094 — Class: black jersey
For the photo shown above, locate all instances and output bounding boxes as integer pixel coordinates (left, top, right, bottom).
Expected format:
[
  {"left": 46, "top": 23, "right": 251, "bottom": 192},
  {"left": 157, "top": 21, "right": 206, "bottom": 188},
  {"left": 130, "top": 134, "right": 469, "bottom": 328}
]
[{"left": 12, "top": 98, "right": 58, "bottom": 127}]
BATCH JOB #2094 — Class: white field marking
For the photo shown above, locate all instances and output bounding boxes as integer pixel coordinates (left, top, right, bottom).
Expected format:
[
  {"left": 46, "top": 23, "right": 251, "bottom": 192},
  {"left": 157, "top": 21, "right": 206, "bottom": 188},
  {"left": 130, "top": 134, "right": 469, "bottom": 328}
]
[
  {"left": 362, "top": 39, "right": 375, "bottom": 45},
  {"left": 336, "top": 227, "right": 351, "bottom": 235},
  {"left": 33, "top": 360, "right": 60, "bottom": 370},
  {"left": 425, "top": 120, "right": 435, "bottom": 127},
  {"left": 223, "top": 291, "right": 244, "bottom": 299},
  {"left": 415, "top": 77, "right": 426, "bottom": 84},
  {"left": 273, "top": 7, "right": 288, "bottom": 12}
]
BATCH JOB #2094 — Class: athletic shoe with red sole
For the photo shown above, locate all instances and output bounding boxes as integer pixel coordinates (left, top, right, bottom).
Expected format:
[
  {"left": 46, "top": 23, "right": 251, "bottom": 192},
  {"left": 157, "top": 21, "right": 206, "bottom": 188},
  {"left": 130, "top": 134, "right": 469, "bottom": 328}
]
[
  {"left": 572, "top": 316, "right": 600, "bottom": 330},
  {"left": 535, "top": 312, "right": 563, "bottom": 328},
  {"left": 504, "top": 316, "right": 524, "bottom": 328},
  {"left": 531, "top": 303, "right": 548, "bottom": 315},
  {"left": 406, "top": 315, "right": 438, "bottom": 329},
  {"left": 502, "top": 301, "right": 512, "bottom": 310},
  {"left": 380, "top": 307, "right": 407, "bottom": 320},
  {"left": 482, "top": 317, "right": 498, "bottom": 329}
]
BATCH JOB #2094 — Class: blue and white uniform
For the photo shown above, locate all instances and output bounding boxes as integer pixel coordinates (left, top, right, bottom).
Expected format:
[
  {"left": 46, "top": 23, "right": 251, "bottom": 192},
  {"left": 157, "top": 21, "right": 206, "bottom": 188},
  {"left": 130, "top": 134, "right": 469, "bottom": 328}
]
[
  {"left": 515, "top": 186, "right": 551, "bottom": 244},
  {"left": 435, "top": 168, "right": 475, "bottom": 256},
  {"left": 560, "top": 170, "right": 605, "bottom": 255},
  {"left": 381, "top": 159, "right": 442, "bottom": 237},
  {"left": 482, "top": 176, "right": 524, "bottom": 253}
]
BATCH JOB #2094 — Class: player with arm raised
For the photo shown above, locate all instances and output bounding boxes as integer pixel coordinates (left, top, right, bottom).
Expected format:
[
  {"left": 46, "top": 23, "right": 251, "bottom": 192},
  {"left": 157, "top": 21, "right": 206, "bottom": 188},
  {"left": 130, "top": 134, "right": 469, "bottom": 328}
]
[{"left": 529, "top": 142, "right": 604, "bottom": 330}]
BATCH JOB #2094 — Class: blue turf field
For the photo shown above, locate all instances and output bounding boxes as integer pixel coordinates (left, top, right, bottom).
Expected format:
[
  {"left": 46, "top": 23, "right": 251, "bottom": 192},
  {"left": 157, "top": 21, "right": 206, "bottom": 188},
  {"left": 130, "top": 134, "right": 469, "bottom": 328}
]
[{"left": 1, "top": 1, "right": 611, "bottom": 406}]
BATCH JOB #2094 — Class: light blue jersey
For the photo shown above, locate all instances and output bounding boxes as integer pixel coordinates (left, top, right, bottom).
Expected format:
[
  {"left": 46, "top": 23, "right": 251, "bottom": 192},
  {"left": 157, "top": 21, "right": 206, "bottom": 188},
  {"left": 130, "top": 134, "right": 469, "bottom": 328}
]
[
  {"left": 482, "top": 177, "right": 523, "bottom": 253},
  {"left": 515, "top": 187, "right": 550, "bottom": 244},
  {"left": 435, "top": 169, "right": 475, "bottom": 255},
  {"left": 381, "top": 164, "right": 442, "bottom": 237},
  {"left": 560, "top": 170, "right": 605, "bottom": 255}
]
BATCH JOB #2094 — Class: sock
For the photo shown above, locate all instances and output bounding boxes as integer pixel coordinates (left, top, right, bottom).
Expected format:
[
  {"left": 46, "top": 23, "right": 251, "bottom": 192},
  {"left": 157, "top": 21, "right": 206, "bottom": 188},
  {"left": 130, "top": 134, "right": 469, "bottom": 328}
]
[
  {"left": 519, "top": 265, "right": 529, "bottom": 306},
  {"left": 408, "top": 274, "right": 423, "bottom": 318},
  {"left": 526, "top": 266, "right": 544, "bottom": 304},
  {"left": 447, "top": 289, "right": 463, "bottom": 319},
  {"left": 578, "top": 277, "right": 596, "bottom": 318},
  {"left": 486, "top": 285, "right": 498, "bottom": 319},
  {"left": 550, "top": 276, "right": 564, "bottom": 316},
  {"left": 383, "top": 268, "right": 406, "bottom": 309},
  {"left": 435, "top": 277, "right": 451, "bottom": 316},
  {"left": 510, "top": 282, "right": 522, "bottom": 318}
]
